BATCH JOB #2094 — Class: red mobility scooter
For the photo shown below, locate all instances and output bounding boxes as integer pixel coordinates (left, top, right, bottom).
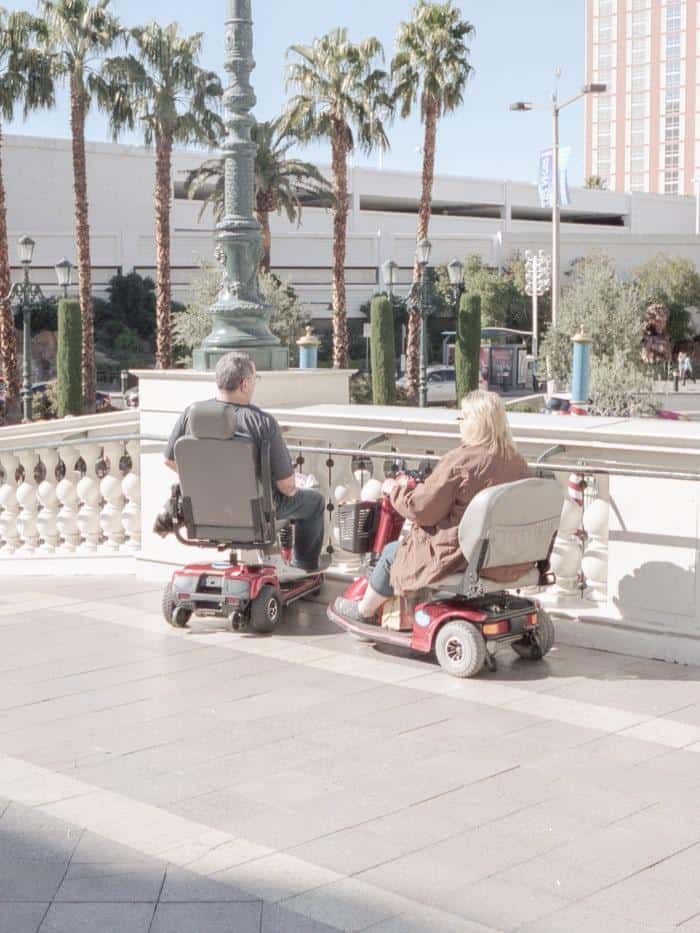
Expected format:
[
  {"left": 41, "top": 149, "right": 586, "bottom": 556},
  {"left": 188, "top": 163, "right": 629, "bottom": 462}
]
[
  {"left": 160, "top": 401, "right": 323, "bottom": 633},
  {"left": 328, "top": 468, "right": 564, "bottom": 678}
]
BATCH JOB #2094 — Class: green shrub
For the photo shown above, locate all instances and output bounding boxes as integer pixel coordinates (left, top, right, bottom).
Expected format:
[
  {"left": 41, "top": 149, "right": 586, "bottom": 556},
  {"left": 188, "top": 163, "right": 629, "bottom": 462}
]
[
  {"left": 56, "top": 299, "right": 82, "bottom": 417},
  {"left": 370, "top": 294, "right": 396, "bottom": 404},
  {"left": 455, "top": 292, "right": 481, "bottom": 403}
]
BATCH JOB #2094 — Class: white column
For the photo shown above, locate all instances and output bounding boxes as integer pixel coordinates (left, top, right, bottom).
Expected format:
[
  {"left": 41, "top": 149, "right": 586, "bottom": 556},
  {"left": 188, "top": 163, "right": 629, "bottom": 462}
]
[
  {"left": 550, "top": 474, "right": 585, "bottom": 596},
  {"left": 582, "top": 495, "right": 610, "bottom": 603},
  {"left": 15, "top": 452, "right": 40, "bottom": 553},
  {"left": 36, "top": 448, "right": 61, "bottom": 553},
  {"left": 75, "top": 443, "right": 101, "bottom": 552},
  {"left": 0, "top": 452, "right": 21, "bottom": 554},
  {"left": 55, "top": 446, "right": 81, "bottom": 552},
  {"left": 99, "top": 442, "right": 126, "bottom": 552},
  {"left": 121, "top": 440, "right": 141, "bottom": 552}
]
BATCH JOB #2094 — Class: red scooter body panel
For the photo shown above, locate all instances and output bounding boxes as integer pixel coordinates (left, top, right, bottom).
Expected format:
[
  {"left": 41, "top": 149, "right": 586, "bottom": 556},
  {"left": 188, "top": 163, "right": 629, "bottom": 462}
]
[{"left": 409, "top": 600, "right": 489, "bottom": 654}]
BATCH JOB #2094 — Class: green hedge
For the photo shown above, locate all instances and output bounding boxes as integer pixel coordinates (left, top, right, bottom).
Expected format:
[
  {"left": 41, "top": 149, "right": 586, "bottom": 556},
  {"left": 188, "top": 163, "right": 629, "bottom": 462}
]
[
  {"left": 455, "top": 292, "right": 481, "bottom": 404},
  {"left": 57, "top": 299, "right": 82, "bottom": 417},
  {"left": 370, "top": 294, "right": 396, "bottom": 405}
]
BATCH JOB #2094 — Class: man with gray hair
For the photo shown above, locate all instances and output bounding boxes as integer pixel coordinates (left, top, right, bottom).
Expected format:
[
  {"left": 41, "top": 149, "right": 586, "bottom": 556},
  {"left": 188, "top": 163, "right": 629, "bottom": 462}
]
[{"left": 163, "top": 351, "right": 325, "bottom": 572}]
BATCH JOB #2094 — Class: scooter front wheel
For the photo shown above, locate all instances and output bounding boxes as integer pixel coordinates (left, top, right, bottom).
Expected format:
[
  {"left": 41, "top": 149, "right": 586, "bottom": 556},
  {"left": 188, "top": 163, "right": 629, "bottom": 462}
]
[
  {"left": 435, "top": 621, "right": 486, "bottom": 678},
  {"left": 162, "top": 583, "right": 191, "bottom": 628},
  {"left": 250, "top": 585, "right": 282, "bottom": 634}
]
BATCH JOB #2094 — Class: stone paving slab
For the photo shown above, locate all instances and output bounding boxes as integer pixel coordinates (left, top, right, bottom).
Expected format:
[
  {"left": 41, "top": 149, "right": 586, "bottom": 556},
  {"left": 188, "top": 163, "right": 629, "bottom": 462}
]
[{"left": 5, "top": 572, "right": 700, "bottom": 930}]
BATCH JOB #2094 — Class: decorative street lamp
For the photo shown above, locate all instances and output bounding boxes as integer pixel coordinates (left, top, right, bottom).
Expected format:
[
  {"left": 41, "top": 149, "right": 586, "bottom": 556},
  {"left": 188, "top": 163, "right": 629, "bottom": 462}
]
[
  {"left": 193, "top": 0, "right": 286, "bottom": 371},
  {"left": 381, "top": 259, "right": 399, "bottom": 298},
  {"left": 2, "top": 237, "right": 46, "bottom": 422},
  {"left": 510, "top": 80, "right": 607, "bottom": 326},
  {"left": 447, "top": 258, "right": 465, "bottom": 296},
  {"left": 524, "top": 249, "right": 551, "bottom": 359},
  {"left": 54, "top": 258, "right": 73, "bottom": 298},
  {"left": 2, "top": 238, "right": 70, "bottom": 421}
]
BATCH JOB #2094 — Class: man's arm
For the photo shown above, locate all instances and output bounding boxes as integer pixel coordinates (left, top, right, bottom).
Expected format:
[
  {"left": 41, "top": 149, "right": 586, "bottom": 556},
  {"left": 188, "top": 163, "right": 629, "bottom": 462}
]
[
  {"left": 268, "top": 418, "right": 296, "bottom": 497},
  {"left": 164, "top": 411, "right": 188, "bottom": 473}
]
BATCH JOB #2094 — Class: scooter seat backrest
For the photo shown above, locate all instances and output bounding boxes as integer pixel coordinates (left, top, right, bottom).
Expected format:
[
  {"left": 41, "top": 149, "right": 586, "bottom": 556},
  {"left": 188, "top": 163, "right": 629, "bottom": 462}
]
[
  {"left": 173, "top": 400, "right": 274, "bottom": 546},
  {"left": 458, "top": 477, "right": 564, "bottom": 576}
]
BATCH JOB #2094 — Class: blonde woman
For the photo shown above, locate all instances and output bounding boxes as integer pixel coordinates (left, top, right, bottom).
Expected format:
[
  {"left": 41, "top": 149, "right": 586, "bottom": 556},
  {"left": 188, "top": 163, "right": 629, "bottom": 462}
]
[{"left": 335, "top": 391, "right": 530, "bottom": 623}]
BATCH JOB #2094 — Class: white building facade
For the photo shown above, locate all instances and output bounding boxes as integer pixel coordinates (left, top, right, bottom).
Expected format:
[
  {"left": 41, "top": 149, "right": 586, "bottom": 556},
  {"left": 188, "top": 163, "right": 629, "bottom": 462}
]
[{"left": 4, "top": 133, "right": 700, "bottom": 321}]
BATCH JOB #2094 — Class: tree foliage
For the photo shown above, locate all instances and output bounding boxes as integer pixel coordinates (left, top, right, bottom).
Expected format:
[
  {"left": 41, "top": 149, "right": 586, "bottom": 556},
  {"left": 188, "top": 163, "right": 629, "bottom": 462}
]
[
  {"left": 633, "top": 253, "right": 700, "bottom": 345},
  {"left": 540, "top": 254, "right": 646, "bottom": 386},
  {"left": 460, "top": 254, "right": 530, "bottom": 329}
]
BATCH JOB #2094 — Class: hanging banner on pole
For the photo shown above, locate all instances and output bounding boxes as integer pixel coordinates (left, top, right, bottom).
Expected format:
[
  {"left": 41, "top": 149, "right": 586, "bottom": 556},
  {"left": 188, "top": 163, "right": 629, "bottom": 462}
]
[{"left": 538, "top": 146, "right": 572, "bottom": 208}]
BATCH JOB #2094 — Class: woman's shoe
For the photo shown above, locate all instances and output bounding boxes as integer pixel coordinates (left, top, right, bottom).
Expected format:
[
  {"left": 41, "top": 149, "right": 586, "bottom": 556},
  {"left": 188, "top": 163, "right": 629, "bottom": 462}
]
[{"left": 334, "top": 597, "right": 377, "bottom": 624}]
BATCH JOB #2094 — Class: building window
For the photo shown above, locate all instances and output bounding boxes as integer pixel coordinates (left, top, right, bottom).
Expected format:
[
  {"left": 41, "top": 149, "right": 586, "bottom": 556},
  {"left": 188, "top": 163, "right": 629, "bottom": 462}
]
[
  {"left": 630, "top": 65, "right": 647, "bottom": 91},
  {"left": 631, "top": 92, "right": 647, "bottom": 119},
  {"left": 598, "top": 0, "right": 614, "bottom": 14},
  {"left": 630, "top": 0, "right": 649, "bottom": 9},
  {"left": 665, "top": 172, "right": 679, "bottom": 194},
  {"left": 631, "top": 39, "right": 648, "bottom": 65},
  {"left": 631, "top": 11, "right": 648, "bottom": 36},
  {"left": 666, "top": 3, "right": 682, "bottom": 33}
]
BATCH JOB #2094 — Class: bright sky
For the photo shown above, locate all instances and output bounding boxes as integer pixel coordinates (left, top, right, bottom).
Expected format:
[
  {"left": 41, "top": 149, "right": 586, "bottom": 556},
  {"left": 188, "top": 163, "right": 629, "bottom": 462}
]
[{"left": 4, "top": 0, "right": 586, "bottom": 185}]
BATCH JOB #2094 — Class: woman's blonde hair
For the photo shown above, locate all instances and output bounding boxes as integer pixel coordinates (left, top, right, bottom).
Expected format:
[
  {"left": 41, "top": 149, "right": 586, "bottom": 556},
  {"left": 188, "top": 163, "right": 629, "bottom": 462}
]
[{"left": 459, "top": 390, "right": 518, "bottom": 458}]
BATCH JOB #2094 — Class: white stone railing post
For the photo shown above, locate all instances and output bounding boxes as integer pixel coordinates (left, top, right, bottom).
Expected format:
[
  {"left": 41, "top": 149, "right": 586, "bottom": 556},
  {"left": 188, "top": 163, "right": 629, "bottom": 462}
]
[
  {"left": 55, "top": 446, "right": 81, "bottom": 552},
  {"left": 582, "top": 478, "right": 610, "bottom": 603},
  {"left": 36, "top": 448, "right": 60, "bottom": 553},
  {"left": 550, "top": 473, "right": 585, "bottom": 597},
  {"left": 0, "top": 452, "right": 21, "bottom": 554},
  {"left": 121, "top": 440, "right": 141, "bottom": 552},
  {"left": 75, "top": 444, "right": 101, "bottom": 552},
  {"left": 15, "top": 452, "right": 41, "bottom": 553},
  {"left": 99, "top": 442, "right": 126, "bottom": 552}
]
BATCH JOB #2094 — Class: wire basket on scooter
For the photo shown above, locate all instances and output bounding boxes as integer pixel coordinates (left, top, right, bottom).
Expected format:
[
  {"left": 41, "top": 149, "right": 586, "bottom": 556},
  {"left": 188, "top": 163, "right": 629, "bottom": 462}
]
[{"left": 337, "top": 501, "right": 379, "bottom": 553}]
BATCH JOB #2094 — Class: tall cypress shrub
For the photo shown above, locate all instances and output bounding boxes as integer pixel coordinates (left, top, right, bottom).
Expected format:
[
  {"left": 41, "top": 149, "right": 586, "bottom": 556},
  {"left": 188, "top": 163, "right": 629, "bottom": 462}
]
[
  {"left": 57, "top": 299, "right": 82, "bottom": 417},
  {"left": 455, "top": 292, "right": 481, "bottom": 404},
  {"left": 370, "top": 294, "right": 396, "bottom": 405}
]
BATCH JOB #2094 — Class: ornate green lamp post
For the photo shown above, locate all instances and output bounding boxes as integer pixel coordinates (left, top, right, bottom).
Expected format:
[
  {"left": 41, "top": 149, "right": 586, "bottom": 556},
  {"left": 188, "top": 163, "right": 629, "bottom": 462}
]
[{"left": 193, "top": 0, "right": 288, "bottom": 371}]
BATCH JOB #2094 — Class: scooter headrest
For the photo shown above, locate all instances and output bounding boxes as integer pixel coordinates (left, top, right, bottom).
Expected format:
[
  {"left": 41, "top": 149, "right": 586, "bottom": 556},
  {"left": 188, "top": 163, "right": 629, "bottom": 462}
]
[{"left": 188, "top": 400, "right": 237, "bottom": 440}]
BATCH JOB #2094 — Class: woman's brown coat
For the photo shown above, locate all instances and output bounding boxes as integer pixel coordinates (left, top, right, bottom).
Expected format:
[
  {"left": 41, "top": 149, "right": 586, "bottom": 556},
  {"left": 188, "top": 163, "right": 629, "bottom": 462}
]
[{"left": 388, "top": 443, "right": 530, "bottom": 596}]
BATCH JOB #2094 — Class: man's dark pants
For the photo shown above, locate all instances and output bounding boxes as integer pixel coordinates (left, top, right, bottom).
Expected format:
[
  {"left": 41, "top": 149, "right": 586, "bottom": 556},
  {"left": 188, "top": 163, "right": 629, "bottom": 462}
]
[{"left": 275, "top": 489, "right": 325, "bottom": 572}]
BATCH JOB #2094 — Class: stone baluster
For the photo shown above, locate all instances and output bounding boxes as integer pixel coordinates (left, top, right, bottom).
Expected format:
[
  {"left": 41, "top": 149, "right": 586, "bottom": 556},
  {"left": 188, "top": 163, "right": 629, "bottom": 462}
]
[
  {"left": 98, "top": 443, "right": 126, "bottom": 552},
  {"left": 582, "top": 482, "right": 610, "bottom": 603},
  {"left": 55, "top": 447, "right": 81, "bottom": 552},
  {"left": 75, "top": 444, "right": 101, "bottom": 552},
  {"left": 0, "top": 452, "right": 21, "bottom": 554},
  {"left": 550, "top": 473, "right": 586, "bottom": 597},
  {"left": 15, "top": 452, "right": 40, "bottom": 553},
  {"left": 35, "top": 448, "right": 61, "bottom": 552},
  {"left": 121, "top": 441, "right": 141, "bottom": 552}
]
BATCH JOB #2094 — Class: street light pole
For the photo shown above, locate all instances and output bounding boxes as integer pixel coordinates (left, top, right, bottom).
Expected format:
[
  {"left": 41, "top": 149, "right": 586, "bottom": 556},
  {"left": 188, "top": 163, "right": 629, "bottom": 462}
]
[
  {"left": 551, "top": 92, "right": 561, "bottom": 327},
  {"left": 20, "top": 262, "right": 33, "bottom": 422}
]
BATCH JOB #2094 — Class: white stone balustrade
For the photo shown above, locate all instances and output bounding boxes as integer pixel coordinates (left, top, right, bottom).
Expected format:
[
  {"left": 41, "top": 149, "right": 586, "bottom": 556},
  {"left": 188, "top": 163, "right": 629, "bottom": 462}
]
[{"left": 0, "top": 412, "right": 141, "bottom": 558}]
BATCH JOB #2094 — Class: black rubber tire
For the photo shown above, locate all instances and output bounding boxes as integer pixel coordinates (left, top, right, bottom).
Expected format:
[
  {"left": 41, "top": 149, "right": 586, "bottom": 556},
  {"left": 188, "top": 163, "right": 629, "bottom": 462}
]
[
  {"left": 512, "top": 610, "right": 555, "bottom": 660},
  {"left": 435, "top": 621, "right": 486, "bottom": 678},
  {"left": 250, "top": 585, "right": 282, "bottom": 634},
  {"left": 162, "top": 583, "right": 191, "bottom": 628}
]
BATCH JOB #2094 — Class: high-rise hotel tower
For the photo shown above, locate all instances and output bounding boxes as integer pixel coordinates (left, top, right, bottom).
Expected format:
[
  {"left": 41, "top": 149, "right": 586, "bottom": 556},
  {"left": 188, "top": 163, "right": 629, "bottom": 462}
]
[{"left": 586, "top": 0, "right": 698, "bottom": 195}]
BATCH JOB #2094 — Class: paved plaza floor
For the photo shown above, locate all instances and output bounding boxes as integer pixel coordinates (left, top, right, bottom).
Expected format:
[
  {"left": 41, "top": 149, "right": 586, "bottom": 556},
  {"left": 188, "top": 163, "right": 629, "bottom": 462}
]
[{"left": 4, "top": 574, "right": 700, "bottom": 931}]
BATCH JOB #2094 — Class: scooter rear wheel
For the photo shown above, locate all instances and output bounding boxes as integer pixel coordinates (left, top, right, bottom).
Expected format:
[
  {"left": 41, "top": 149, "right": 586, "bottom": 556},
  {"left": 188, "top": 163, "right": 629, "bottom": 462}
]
[
  {"left": 250, "top": 585, "right": 282, "bottom": 634},
  {"left": 512, "top": 610, "right": 555, "bottom": 660},
  {"left": 435, "top": 621, "right": 486, "bottom": 678}
]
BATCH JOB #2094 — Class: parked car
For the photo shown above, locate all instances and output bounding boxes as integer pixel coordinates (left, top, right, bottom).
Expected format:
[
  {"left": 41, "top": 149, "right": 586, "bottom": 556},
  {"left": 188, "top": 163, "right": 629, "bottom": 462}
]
[
  {"left": 397, "top": 366, "right": 457, "bottom": 405},
  {"left": 95, "top": 391, "right": 113, "bottom": 413},
  {"left": 124, "top": 386, "right": 139, "bottom": 409}
]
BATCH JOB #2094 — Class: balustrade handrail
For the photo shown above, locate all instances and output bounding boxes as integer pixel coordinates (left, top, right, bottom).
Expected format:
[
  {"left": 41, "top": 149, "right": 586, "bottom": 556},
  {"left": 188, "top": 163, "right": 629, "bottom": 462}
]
[{"left": 3, "top": 433, "right": 700, "bottom": 483}]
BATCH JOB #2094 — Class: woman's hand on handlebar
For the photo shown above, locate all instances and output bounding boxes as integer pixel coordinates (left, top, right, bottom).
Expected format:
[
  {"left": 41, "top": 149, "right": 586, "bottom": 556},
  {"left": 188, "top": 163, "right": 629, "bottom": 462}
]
[{"left": 381, "top": 475, "right": 410, "bottom": 496}]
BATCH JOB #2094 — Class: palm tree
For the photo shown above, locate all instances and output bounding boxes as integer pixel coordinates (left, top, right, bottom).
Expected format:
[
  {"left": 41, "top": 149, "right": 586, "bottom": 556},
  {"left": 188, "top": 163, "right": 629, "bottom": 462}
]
[
  {"left": 286, "top": 30, "right": 392, "bottom": 368},
  {"left": 41, "top": 0, "right": 123, "bottom": 414},
  {"left": 0, "top": 9, "right": 54, "bottom": 423},
  {"left": 183, "top": 117, "right": 334, "bottom": 272},
  {"left": 392, "top": 1, "right": 474, "bottom": 400},
  {"left": 95, "top": 23, "right": 222, "bottom": 369}
]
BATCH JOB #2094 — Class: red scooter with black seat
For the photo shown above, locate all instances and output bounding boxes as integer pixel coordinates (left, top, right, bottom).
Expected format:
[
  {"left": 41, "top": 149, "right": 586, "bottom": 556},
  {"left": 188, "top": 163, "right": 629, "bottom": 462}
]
[{"left": 328, "top": 467, "right": 563, "bottom": 678}]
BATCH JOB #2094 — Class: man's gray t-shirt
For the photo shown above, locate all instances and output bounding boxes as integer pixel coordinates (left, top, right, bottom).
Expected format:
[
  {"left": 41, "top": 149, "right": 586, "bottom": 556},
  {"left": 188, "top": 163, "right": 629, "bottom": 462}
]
[{"left": 165, "top": 400, "right": 294, "bottom": 484}]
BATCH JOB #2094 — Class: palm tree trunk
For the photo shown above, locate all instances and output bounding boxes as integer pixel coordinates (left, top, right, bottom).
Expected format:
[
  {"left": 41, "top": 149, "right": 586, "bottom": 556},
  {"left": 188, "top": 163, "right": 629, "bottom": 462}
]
[
  {"left": 154, "top": 134, "right": 173, "bottom": 369},
  {"left": 256, "top": 209, "right": 272, "bottom": 273},
  {"left": 70, "top": 74, "right": 95, "bottom": 414},
  {"left": 405, "top": 98, "right": 438, "bottom": 402},
  {"left": 0, "top": 122, "right": 19, "bottom": 424},
  {"left": 330, "top": 126, "right": 349, "bottom": 369}
]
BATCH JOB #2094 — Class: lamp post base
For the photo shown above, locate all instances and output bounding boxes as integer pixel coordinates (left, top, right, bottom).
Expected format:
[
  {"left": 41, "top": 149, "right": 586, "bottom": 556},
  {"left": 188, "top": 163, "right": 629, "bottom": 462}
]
[{"left": 192, "top": 345, "right": 289, "bottom": 372}]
